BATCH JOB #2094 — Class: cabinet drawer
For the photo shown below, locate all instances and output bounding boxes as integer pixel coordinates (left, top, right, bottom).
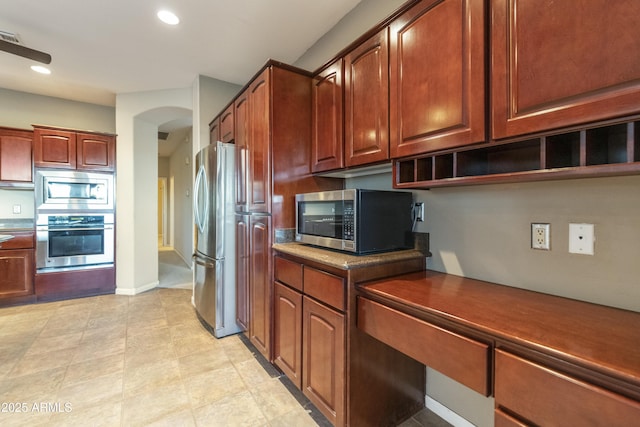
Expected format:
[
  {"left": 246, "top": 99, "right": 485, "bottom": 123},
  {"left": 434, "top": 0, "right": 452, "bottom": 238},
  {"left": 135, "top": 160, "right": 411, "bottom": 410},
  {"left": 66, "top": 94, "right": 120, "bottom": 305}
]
[
  {"left": 303, "top": 266, "right": 345, "bottom": 311},
  {"left": 494, "top": 409, "right": 528, "bottom": 427},
  {"left": 274, "top": 256, "right": 303, "bottom": 291},
  {"left": 357, "top": 297, "right": 490, "bottom": 395},
  {"left": 495, "top": 349, "right": 640, "bottom": 426},
  {"left": 0, "top": 232, "right": 34, "bottom": 249}
]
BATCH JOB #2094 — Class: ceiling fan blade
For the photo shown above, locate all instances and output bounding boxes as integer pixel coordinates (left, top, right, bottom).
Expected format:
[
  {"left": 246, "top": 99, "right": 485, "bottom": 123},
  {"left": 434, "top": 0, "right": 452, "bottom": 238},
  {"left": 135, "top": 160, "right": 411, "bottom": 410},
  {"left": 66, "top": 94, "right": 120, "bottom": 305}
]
[{"left": 0, "top": 39, "right": 51, "bottom": 64}]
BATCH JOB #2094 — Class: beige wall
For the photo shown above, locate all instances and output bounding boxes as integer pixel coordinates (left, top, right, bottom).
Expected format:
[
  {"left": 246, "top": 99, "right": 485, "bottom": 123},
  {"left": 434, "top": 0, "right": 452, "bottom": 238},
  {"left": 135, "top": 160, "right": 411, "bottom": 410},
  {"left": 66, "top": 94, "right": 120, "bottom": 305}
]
[{"left": 0, "top": 87, "right": 115, "bottom": 132}]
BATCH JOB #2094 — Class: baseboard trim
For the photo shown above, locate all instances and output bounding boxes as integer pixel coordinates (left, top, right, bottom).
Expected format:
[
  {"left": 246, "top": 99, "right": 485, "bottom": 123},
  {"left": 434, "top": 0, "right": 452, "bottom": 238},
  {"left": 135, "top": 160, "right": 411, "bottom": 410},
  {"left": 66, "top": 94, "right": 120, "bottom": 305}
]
[
  {"left": 115, "top": 280, "right": 159, "bottom": 296},
  {"left": 425, "top": 396, "right": 475, "bottom": 427}
]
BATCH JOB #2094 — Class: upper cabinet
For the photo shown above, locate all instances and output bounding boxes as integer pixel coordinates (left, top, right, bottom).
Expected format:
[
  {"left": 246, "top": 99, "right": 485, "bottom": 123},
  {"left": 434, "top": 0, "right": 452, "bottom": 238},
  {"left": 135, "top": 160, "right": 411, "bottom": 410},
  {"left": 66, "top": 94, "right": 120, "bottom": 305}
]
[
  {"left": 247, "top": 69, "right": 271, "bottom": 213},
  {"left": 219, "top": 103, "right": 235, "bottom": 143},
  {"left": 209, "top": 116, "right": 220, "bottom": 144},
  {"left": 234, "top": 89, "right": 250, "bottom": 211},
  {"left": 491, "top": 0, "right": 640, "bottom": 140},
  {"left": 311, "top": 60, "right": 344, "bottom": 172},
  {"left": 344, "top": 29, "right": 390, "bottom": 167},
  {"left": 34, "top": 126, "right": 115, "bottom": 172},
  {"left": 0, "top": 127, "right": 33, "bottom": 186},
  {"left": 389, "top": 0, "right": 486, "bottom": 158}
]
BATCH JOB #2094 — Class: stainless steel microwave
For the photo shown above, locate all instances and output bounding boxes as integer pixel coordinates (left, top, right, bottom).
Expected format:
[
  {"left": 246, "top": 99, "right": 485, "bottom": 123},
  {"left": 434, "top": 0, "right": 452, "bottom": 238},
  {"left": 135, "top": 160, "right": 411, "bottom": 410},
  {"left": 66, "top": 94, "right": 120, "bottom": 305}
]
[
  {"left": 295, "top": 189, "right": 414, "bottom": 254},
  {"left": 35, "top": 169, "right": 114, "bottom": 212}
]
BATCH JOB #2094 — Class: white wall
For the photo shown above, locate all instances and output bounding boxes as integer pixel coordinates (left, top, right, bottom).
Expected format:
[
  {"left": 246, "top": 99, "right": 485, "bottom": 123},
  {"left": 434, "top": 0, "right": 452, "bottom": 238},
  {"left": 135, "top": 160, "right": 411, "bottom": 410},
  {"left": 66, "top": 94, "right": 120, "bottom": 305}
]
[
  {"left": 114, "top": 88, "right": 193, "bottom": 295},
  {"left": 168, "top": 129, "right": 193, "bottom": 265}
]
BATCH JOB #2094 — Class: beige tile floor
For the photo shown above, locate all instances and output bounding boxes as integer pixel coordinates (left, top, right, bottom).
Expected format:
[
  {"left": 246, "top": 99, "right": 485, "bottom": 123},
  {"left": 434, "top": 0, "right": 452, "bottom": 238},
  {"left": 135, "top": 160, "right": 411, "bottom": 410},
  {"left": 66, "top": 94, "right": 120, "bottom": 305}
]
[{"left": 0, "top": 288, "right": 449, "bottom": 427}]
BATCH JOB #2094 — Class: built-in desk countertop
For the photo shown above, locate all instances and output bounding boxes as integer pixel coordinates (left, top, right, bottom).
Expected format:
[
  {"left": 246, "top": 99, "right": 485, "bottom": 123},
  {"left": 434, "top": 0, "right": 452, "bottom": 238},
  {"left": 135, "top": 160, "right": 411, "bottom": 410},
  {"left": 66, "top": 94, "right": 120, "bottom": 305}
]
[{"left": 357, "top": 270, "right": 640, "bottom": 402}]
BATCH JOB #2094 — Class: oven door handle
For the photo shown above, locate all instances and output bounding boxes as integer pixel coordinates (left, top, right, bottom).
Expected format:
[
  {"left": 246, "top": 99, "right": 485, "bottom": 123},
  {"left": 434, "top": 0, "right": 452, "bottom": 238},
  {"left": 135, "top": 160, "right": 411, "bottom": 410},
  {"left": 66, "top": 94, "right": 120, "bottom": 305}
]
[{"left": 41, "top": 226, "right": 114, "bottom": 232}]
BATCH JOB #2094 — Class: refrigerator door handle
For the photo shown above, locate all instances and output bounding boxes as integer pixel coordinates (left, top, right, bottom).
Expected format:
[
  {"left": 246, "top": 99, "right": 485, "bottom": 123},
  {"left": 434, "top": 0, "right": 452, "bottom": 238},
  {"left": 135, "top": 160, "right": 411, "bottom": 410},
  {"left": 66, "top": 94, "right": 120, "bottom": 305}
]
[
  {"left": 194, "top": 164, "right": 209, "bottom": 234},
  {"left": 193, "top": 254, "right": 216, "bottom": 268}
]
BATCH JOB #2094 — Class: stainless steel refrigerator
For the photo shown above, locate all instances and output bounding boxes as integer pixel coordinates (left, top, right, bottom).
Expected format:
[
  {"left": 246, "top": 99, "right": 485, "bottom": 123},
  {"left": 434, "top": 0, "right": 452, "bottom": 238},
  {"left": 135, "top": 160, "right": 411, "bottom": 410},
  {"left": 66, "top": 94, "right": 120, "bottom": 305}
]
[{"left": 193, "top": 141, "right": 241, "bottom": 338}]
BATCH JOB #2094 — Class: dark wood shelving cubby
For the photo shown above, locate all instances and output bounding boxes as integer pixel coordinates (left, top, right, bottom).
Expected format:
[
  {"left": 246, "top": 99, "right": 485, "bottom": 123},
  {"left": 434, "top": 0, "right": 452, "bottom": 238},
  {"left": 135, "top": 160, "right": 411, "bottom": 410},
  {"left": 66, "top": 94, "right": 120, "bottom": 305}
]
[{"left": 394, "top": 117, "right": 640, "bottom": 189}]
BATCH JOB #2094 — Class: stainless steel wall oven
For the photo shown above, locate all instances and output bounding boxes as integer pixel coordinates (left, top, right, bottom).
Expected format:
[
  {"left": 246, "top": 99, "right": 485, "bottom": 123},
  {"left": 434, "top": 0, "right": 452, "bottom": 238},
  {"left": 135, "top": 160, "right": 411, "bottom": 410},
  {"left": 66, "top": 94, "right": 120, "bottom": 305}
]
[{"left": 36, "top": 213, "right": 114, "bottom": 271}]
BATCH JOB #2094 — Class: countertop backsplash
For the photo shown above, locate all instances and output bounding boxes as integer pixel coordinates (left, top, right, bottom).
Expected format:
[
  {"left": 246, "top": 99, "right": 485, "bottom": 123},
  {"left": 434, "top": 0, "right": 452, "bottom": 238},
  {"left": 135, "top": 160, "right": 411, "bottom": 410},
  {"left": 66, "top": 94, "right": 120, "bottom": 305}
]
[{"left": 0, "top": 189, "right": 35, "bottom": 219}]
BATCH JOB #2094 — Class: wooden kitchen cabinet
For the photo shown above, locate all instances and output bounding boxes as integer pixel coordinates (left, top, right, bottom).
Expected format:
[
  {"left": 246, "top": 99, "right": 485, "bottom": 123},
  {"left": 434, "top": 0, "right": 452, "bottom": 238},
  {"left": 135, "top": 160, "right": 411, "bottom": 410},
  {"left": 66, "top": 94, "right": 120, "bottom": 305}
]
[
  {"left": 344, "top": 28, "right": 390, "bottom": 167},
  {"left": 219, "top": 103, "right": 234, "bottom": 143},
  {"left": 491, "top": 0, "right": 640, "bottom": 140},
  {"left": 273, "top": 255, "right": 346, "bottom": 426},
  {"left": 208, "top": 116, "right": 220, "bottom": 144},
  {"left": 235, "top": 213, "right": 272, "bottom": 359},
  {"left": 0, "top": 232, "right": 35, "bottom": 300},
  {"left": 273, "top": 280, "right": 303, "bottom": 388},
  {"left": 311, "top": 59, "right": 344, "bottom": 172},
  {"left": 76, "top": 132, "right": 115, "bottom": 171},
  {"left": 0, "top": 127, "right": 33, "bottom": 185},
  {"left": 235, "top": 214, "right": 250, "bottom": 332},
  {"left": 235, "top": 211, "right": 272, "bottom": 358},
  {"left": 234, "top": 68, "right": 271, "bottom": 213},
  {"left": 247, "top": 69, "right": 271, "bottom": 213},
  {"left": 273, "top": 250, "right": 426, "bottom": 427},
  {"left": 303, "top": 295, "right": 346, "bottom": 427},
  {"left": 248, "top": 214, "right": 271, "bottom": 357},
  {"left": 234, "top": 89, "right": 249, "bottom": 211},
  {"left": 34, "top": 126, "right": 115, "bottom": 171},
  {"left": 389, "top": 0, "right": 485, "bottom": 157}
]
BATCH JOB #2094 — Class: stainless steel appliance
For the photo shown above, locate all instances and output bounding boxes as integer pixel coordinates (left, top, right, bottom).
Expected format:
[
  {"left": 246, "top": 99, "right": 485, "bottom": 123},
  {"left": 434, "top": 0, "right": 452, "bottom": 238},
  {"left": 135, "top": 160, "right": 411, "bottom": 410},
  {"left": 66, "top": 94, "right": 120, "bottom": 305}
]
[
  {"left": 36, "top": 213, "right": 114, "bottom": 271},
  {"left": 35, "top": 169, "right": 114, "bottom": 212},
  {"left": 295, "top": 189, "right": 414, "bottom": 254},
  {"left": 193, "top": 141, "right": 241, "bottom": 338}
]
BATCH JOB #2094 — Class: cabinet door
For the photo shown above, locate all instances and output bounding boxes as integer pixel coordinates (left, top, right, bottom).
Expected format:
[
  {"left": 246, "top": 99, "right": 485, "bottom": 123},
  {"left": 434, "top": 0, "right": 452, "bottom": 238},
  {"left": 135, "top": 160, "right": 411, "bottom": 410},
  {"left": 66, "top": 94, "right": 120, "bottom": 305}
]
[
  {"left": 235, "top": 90, "right": 249, "bottom": 211},
  {"left": 302, "top": 295, "right": 345, "bottom": 427},
  {"left": 209, "top": 116, "right": 220, "bottom": 144},
  {"left": 492, "top": 0, "right": 640, "bottom": 139},
  {"left": 390, "top": 0, "right": 485, "bottom": 157},
  {"left": 248, "top": 68, "right": 271, "bottom": 213},
  {"left": 34, "top": 128, "right": 77, "bottom": 169},
  {"left": 249, "top": 214, "right": 272, "bottom": 359},
  {"left": 344, "top": 29, "right": 390, "bottom": 167},
  {"left": 312, "top": 60, "right": 344, "bottom": 172},
  {"left": 0, "top": 128, "right": 33, "bottom": 183},
  {"left": 273, "top": 281, "right": 303, "bottom": 389},
  {"left": 76, "top": 133, "right": 115, "bottom": 171},
  {"left": 0, "top": 249, "right": 34, "bottom": 299},
  {"left": 235, "top": 215, "right": 250, "bottom": 332},
  {"left": 219, "top": 104, "right": 234, "bottom": 143}
]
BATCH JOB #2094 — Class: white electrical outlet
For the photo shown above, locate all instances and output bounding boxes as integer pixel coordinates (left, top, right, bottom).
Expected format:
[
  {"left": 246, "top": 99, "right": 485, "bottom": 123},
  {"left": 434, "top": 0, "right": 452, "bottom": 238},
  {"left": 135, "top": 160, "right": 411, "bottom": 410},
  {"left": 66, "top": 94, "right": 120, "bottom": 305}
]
[
  {"left": 12, "top": 204, "right": 21, "bottom": 214},
  {"left": 531, "top": 223, "right": 550, "bottom": 250},
  {"left": 569, "top": 223, "right": 595, "bottom": 255}
]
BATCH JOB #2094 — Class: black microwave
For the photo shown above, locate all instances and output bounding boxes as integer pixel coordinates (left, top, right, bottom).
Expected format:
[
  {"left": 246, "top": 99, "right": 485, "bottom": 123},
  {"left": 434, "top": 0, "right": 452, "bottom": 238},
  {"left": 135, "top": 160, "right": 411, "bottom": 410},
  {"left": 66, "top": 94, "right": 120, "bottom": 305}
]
[{"left": 295, "top": 189, "right": 414, "bottom": 254}]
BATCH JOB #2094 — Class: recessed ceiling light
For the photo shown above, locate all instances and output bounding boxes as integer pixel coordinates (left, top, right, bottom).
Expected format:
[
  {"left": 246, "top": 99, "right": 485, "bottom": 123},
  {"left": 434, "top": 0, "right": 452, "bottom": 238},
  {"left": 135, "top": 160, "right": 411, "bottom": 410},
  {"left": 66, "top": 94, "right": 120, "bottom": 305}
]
[
  {"left": 31, "top": 65, "right": 51, "bottom": 75},
  {"left": 157, "top": 10, "right": 180, "bottom": 25}
]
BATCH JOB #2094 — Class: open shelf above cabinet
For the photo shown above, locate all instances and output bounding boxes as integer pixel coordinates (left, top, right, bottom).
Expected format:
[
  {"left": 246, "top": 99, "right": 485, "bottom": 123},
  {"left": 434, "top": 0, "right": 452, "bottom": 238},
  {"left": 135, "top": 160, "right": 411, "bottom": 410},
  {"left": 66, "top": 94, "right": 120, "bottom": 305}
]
[{"left": 394, "top": 117, "right": 640, "bottom": 188}]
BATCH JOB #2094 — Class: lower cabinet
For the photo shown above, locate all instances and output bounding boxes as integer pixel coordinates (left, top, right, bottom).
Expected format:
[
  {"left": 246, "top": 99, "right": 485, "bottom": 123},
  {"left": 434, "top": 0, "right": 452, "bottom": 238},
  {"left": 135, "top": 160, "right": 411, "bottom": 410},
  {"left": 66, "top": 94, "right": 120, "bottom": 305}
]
[
  {"left": 274, "top": 256, "right": 346, "bottom": 427},
  {"left": 236, "top": 214, "right": 272, "bottom": 359},
  {"left": 0, "top": 232, "right": 35, "bottom": 301},
  {"left": 302, "top": 295, "right": 345, "bottom": 427},
  {"left": 494, "top": 349, "right": 640, "bottom": 426}
]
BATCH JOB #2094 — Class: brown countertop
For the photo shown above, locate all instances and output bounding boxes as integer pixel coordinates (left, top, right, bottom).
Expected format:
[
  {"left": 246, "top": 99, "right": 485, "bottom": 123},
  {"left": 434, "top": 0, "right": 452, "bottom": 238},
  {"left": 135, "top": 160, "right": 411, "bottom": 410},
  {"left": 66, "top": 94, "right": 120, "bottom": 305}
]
[
  {"left": 272, "top": 242, "right": 426, "bottom": 270},
  {"left": 358, "top": 270, "right": 640, "bottom": 391}
]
